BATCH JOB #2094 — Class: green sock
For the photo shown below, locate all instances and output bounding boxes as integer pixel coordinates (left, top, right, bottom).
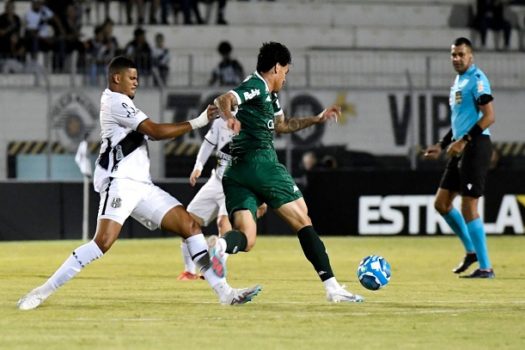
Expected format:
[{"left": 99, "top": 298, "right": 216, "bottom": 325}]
[
  {"left": 223, "top": 230, "right": 248, "bottom": 254},
  {"left": 297, "top": 226, "right": 334, "bottom": 281}
]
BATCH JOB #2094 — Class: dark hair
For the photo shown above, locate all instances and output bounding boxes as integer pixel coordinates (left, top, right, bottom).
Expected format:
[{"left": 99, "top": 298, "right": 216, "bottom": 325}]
[
  {"left": 453, "top": 37, "right": 473, "bottom": 49},
  {"left": 108, "top": 56, "right": 136, "bottom": 76},
  {"left": 218, "top": 41, "right": 232, "bottom": 56},
  {"left": 256, "top": 42, "right": 291, "bottom": 73}
]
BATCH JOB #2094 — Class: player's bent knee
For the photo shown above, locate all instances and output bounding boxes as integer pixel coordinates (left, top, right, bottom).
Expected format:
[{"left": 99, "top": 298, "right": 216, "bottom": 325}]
[{"left": 434, "top": 201, "right": 451, "bottom": 215}]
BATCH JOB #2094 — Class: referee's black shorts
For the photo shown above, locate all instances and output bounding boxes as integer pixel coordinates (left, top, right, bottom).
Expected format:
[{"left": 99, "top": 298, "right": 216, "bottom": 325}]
[{"left": 439, "top": 135, "right": 493, "bottom": 198}]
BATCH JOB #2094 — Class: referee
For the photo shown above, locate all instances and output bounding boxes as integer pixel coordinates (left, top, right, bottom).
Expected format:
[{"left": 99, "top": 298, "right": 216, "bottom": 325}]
[{"left": 424, "top": 37, "right": 495, "bottom": 279}]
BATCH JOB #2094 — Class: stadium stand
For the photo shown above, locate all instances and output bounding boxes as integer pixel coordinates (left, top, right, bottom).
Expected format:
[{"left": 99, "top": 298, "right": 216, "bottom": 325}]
[{"left": 2, "top": 0, "right": 524, "bottom": 89}]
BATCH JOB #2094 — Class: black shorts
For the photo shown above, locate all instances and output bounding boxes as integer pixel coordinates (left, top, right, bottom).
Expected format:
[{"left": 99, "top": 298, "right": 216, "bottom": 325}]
[{"left": 439, "top": 135, "right": 492, "bottom": 198}]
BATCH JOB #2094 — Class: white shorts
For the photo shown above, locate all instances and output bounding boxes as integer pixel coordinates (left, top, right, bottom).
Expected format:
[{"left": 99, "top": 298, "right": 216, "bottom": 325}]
[
  {"left": 187, "top": 173, "right": 227, "bottom": 226},
  {"left": 98, "top": 178, "right": 181, "bottom": 230}
]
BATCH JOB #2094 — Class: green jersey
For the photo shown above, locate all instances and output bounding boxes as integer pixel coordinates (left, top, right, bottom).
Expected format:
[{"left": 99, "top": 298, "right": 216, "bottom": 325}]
[{"left": 230, "top": 71, "right": 282, "bottom": 159}]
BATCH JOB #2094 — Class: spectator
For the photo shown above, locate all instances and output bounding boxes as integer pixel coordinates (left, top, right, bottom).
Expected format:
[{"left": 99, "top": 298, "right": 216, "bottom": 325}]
[
  {"left": 84, "top": 25, "right": 106, "bottom": 84},
  {"left": 0, "top": 0, "right": 22, "bottom": 59},
  {"left": 58, "top": 4, "right": 86, "bottom": 71},
  {"left": 217, "top": 0, "right": 228, "bottom": 25},
  {"left": 301, "top": 151, "right": 318, "bottom": 172},
  {"left": 124, "top": 27, "right": 152, "bottom": 76},
  {"left": 209, "top": 40, "right": 244, "bottom": 86},
  {"left": 152, "top": 32, "right": 170, "bottom": 86},
  {"left": 474, "top": 0, "right": 512, "bottom": 50},
  {"left": 2, "top": 31, "right": 26, "bottom": 73},
  {"left": 101, "top": 17, "right": 120, "bottom": 54},
  {"left": 24, "top": 0, "right": 65, "bottom": 66}
]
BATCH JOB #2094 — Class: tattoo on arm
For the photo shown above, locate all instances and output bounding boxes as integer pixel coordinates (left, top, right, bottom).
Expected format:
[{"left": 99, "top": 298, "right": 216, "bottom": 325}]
[{"left": 275, "top": 115, "right": 318, "bottom": 133}]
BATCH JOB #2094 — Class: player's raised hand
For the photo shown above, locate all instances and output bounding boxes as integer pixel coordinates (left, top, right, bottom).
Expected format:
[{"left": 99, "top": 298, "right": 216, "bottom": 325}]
[
  {"left": 317, "top": 105, "right": 341, "bottom": 123},
  {"left": 189, "top": 169, "right": 202, "bottom": 187},
  {"left": 226, "top": 117, "right": 241, "bottom": 134},
  {"left": 423, "top": 144, "right": 442, "bottom": 160}
]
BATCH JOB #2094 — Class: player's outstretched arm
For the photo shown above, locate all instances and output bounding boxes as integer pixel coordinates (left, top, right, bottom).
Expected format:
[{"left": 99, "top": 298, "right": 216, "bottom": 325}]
[
  {"left": 138, "top": 105, "right": 218, "bottom": 140},
  {"left": 274, "top": 105, "right": 341, "bottom": 134}
]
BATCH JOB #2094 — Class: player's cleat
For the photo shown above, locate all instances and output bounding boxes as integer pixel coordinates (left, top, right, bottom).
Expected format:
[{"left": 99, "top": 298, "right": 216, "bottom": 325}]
[
  {"left": 220, "top": 285, "right": 262, "bottom": 305},
  {"left": 459, "top": 268, "right": 495, "bottom": 279},
  {"left": 326, "top": 285, "right": 364, "bottom": 303},
  {"left": 208, "top": 235, "right": 226, "bottom": 278},
  {"left": 176, "top": 271, "right": 200, "bottom": 281},
  {"left": 452, "top": 252, "right": 478, "bottom": 274},
  {"left": 17, "top": 286, "right": 51, "bottom": 310}
]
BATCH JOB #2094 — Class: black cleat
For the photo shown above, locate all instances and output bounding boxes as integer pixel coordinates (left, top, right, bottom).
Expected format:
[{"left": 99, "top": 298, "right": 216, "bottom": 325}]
[
  {"left": 459, "top": 268, "right": 495, "bottom": 279},
  {"left": 452, "top": 253, "right": 478, "bottom": 274}
]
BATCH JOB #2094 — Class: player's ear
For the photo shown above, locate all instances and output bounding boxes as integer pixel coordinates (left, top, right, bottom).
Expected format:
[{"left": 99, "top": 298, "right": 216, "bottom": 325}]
[{"left": 112, "top": 72, "right": 120, "bottom": 84}]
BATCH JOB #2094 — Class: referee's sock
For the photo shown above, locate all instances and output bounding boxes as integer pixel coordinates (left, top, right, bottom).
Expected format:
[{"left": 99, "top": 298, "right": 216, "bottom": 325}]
[
  {"left": 467, "top": 218, "right": 492, "bottom": 269},
  {"left": 443, "top": 208, "right": 475, "bottom": 253},
  {"left": 297, "top": 225, "right": 334, "bottom": 282}
]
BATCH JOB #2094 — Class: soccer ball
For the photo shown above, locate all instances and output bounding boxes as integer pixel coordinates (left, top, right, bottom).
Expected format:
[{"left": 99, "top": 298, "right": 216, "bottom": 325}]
[{"left": 356, "top": 255, "right": 391, "bottom": 290}]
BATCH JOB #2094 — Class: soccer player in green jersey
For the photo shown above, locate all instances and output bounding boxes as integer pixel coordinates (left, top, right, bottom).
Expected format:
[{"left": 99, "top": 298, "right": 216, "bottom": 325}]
[{"left": 209, "top": 42, "right": 363, "bottom": 303}]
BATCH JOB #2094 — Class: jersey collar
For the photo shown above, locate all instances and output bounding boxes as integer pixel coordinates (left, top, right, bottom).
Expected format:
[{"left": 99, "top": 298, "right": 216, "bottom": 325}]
[
  {"left": 461, "top": 64, "right": 476, "bottom": 77},
  {"left": 254, "top": 71, "right": 270, "bottom": 93}
]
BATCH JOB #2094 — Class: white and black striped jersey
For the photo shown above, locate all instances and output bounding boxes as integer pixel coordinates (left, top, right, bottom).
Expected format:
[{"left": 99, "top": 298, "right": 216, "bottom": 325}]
[{"left": 93, "top": 89, "right": 150, "bottom": 193}]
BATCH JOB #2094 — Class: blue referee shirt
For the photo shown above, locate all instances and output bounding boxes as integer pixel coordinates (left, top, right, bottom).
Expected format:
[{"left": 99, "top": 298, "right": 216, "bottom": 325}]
[{"left": 449, "top": 64, "right": 492, "bottom": 139}]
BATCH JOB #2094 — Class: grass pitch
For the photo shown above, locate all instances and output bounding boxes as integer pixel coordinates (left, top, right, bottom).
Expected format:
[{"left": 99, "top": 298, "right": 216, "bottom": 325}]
[{"left": 1, "top": 236, "right": 524, "bottom": 350}]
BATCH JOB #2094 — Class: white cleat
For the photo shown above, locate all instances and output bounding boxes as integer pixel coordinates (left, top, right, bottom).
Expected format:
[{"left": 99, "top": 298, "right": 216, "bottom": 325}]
[
  {"left": 326, "top": 285, "right": 364, "bottom": 303},
  {"left": 220, "top": 285, "right": 262, "bottom": 305},
  {"left": 208, "top": 235, "right": 227, "bottom": 278},
  {"left": 17, "top": 286, "right": 51, "bottom": 310}
]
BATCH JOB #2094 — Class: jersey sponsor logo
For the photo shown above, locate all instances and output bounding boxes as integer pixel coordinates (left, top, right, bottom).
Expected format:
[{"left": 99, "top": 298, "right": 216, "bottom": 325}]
[{"left": 243, "top": 89, "right": 260, "bottom": 100}]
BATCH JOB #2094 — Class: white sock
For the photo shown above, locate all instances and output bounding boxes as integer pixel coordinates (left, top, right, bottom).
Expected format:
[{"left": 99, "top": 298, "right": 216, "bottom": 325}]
[
  {"left": 185, "top": 234, "right": 228, "bottom": 291},
  {"left": 43, "top": 240, "right": 103, "bottom": 293},
  {"left": 323, "top": 277, "right": 340, "bottom": 291},
  {"left": 181, "top": 240, "right": 196, "bottom": 274},
  {"left": 211, "top": 279, "right": 232, "bottom": 301}
]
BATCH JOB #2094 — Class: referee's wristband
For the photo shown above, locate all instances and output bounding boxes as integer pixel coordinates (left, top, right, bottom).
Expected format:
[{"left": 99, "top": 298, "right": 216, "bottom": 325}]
[{"left": 462, "top": 124, "right": 483, "bottom": 143}]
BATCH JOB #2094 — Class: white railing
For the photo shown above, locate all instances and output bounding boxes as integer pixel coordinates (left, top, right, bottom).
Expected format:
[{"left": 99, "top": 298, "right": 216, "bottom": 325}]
[{"left": 3, "top": 49, "right": 523, "bottom": 90}]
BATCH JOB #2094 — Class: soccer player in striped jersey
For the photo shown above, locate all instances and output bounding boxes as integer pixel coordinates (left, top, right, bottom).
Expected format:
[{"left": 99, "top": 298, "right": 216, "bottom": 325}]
[
  {"left": 17, "top": 56, "right": 261, "bottom": 310},
  {"left": 178, "top": 117, "right": 266, "bottom": 280}
]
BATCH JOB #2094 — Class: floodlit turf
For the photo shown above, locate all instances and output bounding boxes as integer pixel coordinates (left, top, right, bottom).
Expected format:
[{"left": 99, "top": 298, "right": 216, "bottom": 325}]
[{"left": 1, "top": 236, "right": 524, "bottom": 350}]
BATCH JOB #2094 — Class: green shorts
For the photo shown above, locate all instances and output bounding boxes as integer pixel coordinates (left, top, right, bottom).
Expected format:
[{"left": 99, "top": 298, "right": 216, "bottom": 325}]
[{"left": 223, "top": 149, "right": 303, "bottom": 220}]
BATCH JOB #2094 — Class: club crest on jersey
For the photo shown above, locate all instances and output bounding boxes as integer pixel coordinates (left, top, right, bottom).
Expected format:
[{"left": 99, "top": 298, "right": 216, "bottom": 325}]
[{"left": 111, "top": 197, "right": 122, "bottom": 208}]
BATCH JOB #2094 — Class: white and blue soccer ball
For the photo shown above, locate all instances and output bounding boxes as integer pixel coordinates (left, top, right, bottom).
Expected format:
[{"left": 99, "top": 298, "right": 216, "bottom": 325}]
[{"left": 357, "top": 255, "right": 391, "bottom": 290}]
